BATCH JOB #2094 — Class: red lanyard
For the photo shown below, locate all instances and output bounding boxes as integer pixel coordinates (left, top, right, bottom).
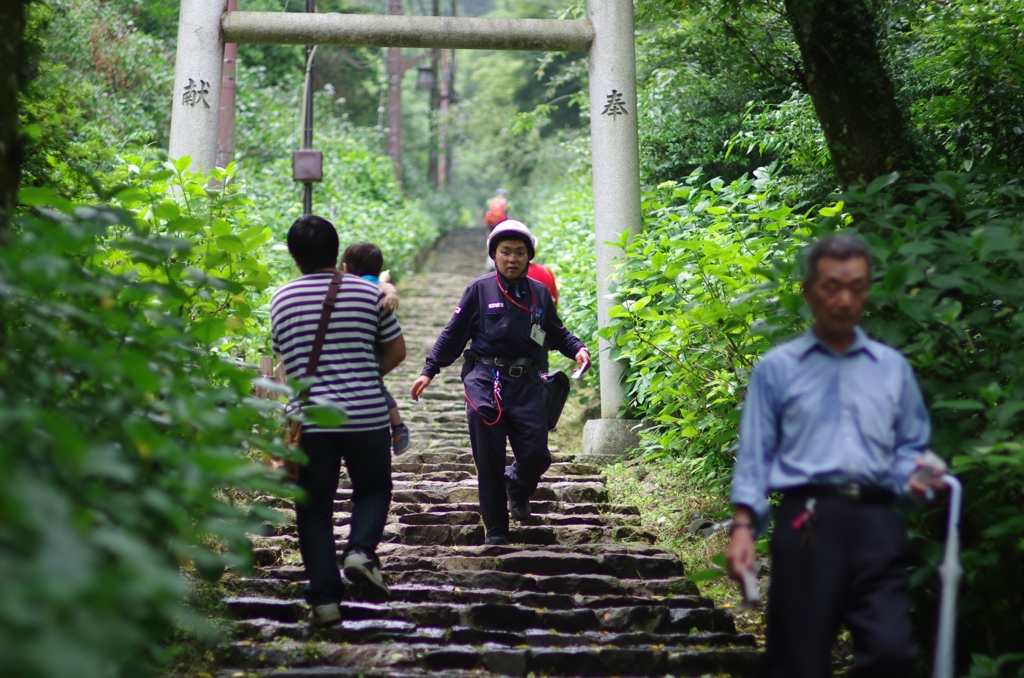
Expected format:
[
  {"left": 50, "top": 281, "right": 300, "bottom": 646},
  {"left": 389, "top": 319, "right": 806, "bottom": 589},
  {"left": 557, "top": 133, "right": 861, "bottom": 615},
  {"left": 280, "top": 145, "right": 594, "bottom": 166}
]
[{"left": 494, "top": 271, "right": 537, "bottom": 317}]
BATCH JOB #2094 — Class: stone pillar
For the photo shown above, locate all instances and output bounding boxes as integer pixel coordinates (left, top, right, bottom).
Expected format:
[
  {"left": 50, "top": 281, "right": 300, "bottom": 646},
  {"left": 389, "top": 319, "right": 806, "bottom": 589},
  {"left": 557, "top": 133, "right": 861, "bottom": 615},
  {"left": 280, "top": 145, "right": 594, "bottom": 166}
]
[
  {"left": 585, "top": 0, "right": 643, "bottom": 457},
  {"left": 169, "top": 0, "right": 229, "bottom": 171}
]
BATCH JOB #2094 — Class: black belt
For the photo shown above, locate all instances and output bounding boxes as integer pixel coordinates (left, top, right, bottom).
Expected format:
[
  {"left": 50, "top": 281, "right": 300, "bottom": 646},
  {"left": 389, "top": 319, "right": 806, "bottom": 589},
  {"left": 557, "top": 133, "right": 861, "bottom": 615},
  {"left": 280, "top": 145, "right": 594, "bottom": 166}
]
[
  {"left": 476, "top": 356, "right": 537, "bottom": 378},
  {"left": 783, "top": 483, "right": 896, "bottom": 505}
]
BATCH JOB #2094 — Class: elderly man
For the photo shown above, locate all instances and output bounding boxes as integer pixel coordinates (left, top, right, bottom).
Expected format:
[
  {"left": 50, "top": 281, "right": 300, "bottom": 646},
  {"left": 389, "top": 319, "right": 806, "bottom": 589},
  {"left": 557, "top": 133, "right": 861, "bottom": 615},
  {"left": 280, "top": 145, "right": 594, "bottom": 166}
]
[
  {"left": 410, "top": 220, "right": 589, "bottom": 545},
  {"left": 727, "top": 233, "right": 945, "bottom": 678}
]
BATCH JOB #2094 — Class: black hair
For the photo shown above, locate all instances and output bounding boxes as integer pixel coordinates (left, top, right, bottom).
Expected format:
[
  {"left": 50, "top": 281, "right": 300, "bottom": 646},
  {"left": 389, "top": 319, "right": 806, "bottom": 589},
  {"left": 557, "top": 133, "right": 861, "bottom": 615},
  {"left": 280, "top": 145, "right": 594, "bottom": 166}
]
[
  {"left": 342, "top": 242, "right": 385, "bottom": 277},
  {"left": 804, "top": 233, "right": 872, "bottom": 285},
  {"left": 287, "top": 215, "right": 339, "bottom": 274}
]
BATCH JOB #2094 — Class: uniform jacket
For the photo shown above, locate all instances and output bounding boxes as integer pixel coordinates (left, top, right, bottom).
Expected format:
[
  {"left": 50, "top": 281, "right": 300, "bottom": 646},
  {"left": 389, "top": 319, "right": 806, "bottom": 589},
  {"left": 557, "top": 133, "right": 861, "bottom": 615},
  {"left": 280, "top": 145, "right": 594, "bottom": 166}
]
[{"left": 422, "top": 270, "right": 585, "bottom": 378}]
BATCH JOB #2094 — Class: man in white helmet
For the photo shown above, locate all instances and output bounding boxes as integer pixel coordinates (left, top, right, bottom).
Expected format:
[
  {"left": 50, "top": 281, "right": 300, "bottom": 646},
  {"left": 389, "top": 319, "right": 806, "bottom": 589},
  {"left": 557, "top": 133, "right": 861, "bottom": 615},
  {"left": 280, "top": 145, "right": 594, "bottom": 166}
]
[{"left": 410, "top": 220, "right": 590, "bottom": 544}]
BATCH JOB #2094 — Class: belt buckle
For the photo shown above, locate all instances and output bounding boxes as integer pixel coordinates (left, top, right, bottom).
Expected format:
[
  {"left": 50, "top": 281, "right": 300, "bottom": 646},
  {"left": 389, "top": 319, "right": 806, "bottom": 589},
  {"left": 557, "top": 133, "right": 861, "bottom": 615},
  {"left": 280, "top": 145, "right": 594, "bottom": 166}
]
[
  {"left": 509, "top": 365, "right": 524, "bottom": 378},
  {"left": 838, "top": 483, "right": 860, "bottom": 500}
]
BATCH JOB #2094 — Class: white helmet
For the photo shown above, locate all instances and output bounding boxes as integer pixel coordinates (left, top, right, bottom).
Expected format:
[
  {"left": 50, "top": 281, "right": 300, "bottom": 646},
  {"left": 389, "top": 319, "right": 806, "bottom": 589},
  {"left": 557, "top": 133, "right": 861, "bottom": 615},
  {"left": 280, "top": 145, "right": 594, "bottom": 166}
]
[{"left": 488, "top": 220, "right": 537, "bottom": 260}]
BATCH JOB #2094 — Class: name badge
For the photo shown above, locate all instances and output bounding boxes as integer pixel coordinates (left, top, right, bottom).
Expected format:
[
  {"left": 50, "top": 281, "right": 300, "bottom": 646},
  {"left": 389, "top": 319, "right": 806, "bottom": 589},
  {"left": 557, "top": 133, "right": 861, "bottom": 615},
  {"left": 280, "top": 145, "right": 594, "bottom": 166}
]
[{"left": 530, "top": 323, "right": 546, "bottom": 346}]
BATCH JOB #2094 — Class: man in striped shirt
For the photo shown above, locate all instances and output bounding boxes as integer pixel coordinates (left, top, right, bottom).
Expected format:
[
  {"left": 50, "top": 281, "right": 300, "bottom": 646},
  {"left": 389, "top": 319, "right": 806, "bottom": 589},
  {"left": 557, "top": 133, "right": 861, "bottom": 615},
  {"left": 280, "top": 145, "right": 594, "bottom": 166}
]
[{"left": 270, "top": 215, "right": 406, "bottom": 626}]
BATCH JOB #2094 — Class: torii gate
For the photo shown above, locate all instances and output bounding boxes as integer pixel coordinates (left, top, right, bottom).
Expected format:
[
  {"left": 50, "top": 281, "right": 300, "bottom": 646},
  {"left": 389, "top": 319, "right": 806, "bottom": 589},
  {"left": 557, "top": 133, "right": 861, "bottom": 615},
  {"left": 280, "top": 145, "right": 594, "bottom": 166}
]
[{"left": 167, "top": 0, "right": 642, "bottom": 459}]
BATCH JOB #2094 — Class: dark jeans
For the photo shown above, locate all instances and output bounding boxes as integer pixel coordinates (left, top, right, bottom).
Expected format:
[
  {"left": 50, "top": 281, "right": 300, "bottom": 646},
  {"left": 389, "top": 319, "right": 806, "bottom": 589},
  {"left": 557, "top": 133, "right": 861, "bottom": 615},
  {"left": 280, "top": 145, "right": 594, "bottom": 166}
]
[
  {"left": 767, "top": 492, "right": 917, "bottom": 678},
  {"left": 295, "top": 429, "right": 392, "bottom": 606},
  {"left": 464, "top": 363, "right": 551, "bottom": 539}
]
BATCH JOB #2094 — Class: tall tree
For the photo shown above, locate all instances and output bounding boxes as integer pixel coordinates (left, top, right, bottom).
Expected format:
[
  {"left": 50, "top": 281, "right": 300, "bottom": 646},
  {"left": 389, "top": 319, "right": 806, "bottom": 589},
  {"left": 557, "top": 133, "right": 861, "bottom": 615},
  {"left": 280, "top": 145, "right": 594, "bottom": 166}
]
[
  {"left": 0, "top": 0, "right": 29, "bottom": 217},
  {"left": 783, "top": 0, "right": 920, "bottom": 185}
]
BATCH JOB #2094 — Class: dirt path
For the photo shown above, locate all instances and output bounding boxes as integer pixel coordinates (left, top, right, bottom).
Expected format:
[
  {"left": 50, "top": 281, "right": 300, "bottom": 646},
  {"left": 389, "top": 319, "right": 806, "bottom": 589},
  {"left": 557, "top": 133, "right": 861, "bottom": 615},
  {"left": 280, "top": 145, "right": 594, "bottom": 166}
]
[{"left": 216, "top": 228, "right": 762, "bottom": 676}]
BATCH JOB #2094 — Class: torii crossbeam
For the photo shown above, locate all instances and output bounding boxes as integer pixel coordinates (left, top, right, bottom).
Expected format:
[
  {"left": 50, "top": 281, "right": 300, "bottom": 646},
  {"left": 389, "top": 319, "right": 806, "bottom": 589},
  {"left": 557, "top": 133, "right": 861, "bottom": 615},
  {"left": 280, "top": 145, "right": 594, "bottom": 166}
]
[{"left": 168, "top": 0, "right": 642, "bottom": 456}]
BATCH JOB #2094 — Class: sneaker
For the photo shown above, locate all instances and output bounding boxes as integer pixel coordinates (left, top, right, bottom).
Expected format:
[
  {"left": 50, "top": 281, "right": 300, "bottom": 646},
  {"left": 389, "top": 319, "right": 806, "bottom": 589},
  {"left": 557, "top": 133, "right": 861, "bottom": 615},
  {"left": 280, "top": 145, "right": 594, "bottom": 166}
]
[
  {"left": 484, "top": 533, "right": 509, "bottom": 545},
  {"left": 307, "top": 602, "right": 341, "bottom": 627},
  {"left": 509, "top": 496, "right": 531, "bottom": 521},
  {"left": 392, "top": 423, "right": 410, "bottom": 455},
  {"left": 342, "top": 550, "right": 390, "bottom": 601}
]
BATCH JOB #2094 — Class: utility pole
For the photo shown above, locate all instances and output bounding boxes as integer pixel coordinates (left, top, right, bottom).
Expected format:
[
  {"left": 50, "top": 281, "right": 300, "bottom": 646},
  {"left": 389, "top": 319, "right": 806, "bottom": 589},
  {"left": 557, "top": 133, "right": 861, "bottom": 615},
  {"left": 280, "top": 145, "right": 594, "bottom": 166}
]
[
  {"left": 437, "top": 48, "right": 449, "bottom": 187},
  {"left": 385, "top": 0, "right": 403, "bottom": 185},
  {"left": 301, "top": 0, "right": 315, "bottom": 215},
  {"left": 427, "top": 0, "right": 441, "bottom": 188},
  {"left": 216, "top": 0, "right": 238, "bottom": 170},
  {"left": 443, "top": 0, "right": 457, "bottom": 186}
]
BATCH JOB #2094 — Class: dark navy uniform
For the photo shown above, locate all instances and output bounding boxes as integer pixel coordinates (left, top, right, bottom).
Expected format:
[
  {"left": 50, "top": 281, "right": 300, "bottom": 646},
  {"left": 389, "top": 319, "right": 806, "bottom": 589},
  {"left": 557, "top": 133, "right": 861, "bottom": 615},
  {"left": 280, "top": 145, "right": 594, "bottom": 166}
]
[{"left": 422, "top": 269, "right": 586, "bottom": 539}]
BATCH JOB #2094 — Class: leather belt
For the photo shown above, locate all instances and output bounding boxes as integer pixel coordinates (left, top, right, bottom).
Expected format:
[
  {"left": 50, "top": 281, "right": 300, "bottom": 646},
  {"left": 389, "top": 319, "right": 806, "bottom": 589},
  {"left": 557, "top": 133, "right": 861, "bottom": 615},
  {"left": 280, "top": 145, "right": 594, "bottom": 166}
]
[
  {"left": 476, "top": 356, "right": 537, "bottom": 378},
  {"left": 784, "top": 483, "right": 896, "bottom": 505}
]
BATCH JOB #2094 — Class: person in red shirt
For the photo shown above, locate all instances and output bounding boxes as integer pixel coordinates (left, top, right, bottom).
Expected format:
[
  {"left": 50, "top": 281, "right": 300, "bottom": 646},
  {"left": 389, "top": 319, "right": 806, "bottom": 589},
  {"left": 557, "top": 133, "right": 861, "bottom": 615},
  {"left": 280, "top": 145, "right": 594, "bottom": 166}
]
[{"left": 527, "top": 263, "right": 558, "bottom": 305}]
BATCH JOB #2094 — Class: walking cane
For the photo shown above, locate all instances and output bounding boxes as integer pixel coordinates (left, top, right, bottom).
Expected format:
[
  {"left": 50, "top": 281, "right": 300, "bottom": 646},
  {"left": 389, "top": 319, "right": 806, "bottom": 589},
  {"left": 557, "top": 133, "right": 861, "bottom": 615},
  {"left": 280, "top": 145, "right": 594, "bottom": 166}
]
[{"left": 932, "top": 474, "right": 963, "bottom": 678}]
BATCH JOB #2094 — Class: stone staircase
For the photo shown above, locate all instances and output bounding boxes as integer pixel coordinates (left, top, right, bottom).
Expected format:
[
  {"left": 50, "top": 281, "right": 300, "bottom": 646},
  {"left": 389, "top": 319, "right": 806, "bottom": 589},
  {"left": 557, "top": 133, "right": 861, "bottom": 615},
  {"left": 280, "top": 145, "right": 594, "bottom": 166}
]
[{"left": 216, "top": 228, "right": 762, "bottom": 676}]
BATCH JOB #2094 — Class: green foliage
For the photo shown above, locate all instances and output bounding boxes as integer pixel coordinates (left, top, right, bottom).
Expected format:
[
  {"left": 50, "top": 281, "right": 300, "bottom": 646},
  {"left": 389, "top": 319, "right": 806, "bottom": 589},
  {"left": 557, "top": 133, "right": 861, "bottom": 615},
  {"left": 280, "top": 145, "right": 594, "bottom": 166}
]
[
  {"left": 894, "top": 0, "right": 1024, "bottom": 175},
  {"left": 235, "top": 71, "right": 443, "bottom": 279},
  {"left": 2, "top": 172, "right": 293, "bottom": 676},
  {"left": 100, "top": 157, "right": 276, "bottom": 357},
  {"left": 603, "top": 168, "right": 817, "bottom": 486},
  {"left": 635, "top": 0, "right": 805, "bottom": 187},
  {"left": 530, "top": 173, "right": 599, "bottom": 390}
]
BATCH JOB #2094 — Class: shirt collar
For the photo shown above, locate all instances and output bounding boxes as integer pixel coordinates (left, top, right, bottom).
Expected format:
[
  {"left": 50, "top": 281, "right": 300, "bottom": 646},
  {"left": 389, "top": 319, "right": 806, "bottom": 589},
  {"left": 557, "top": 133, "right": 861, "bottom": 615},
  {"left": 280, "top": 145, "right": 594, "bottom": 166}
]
[
  {"left": 499, "top": 272, "right": 527, "bottom": 296},
  {"left": 797, "top": 326, "right": 878, "bottom": 361}
]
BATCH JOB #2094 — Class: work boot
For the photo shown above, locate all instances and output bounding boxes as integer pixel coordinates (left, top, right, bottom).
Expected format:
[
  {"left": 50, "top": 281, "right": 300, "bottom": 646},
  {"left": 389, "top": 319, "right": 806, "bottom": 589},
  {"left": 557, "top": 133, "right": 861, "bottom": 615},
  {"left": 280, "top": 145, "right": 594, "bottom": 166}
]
[
  {"left": 484, "top": 533, "right": 509, "bottom": 545},
  {"left": 343, "top": 550, "right": 390, "bottom": 601},
  {"left": 509, "top": 496, "right": 531, "bottom": 521},
  {"left": 307, "top": 602, "right": 341, "bottom": 627}
]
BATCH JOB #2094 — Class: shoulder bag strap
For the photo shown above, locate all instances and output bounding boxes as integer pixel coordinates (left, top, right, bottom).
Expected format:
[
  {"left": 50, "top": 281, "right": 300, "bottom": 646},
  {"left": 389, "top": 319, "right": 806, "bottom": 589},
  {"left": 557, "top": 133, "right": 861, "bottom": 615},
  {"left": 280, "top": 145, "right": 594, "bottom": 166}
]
[{"left": 300, "top": 269, "right": 344, "bottom": 396}]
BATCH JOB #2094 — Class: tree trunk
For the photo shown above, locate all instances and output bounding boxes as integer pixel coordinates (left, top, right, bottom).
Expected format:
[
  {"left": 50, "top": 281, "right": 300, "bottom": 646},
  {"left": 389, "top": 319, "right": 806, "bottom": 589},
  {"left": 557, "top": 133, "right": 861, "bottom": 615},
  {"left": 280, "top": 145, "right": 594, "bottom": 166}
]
[
  {"left": 0, "top": 0, "right": 28, "bottom": 218},
  {"left": 783, "top": 0, "right": 920, "bottom": 186}
]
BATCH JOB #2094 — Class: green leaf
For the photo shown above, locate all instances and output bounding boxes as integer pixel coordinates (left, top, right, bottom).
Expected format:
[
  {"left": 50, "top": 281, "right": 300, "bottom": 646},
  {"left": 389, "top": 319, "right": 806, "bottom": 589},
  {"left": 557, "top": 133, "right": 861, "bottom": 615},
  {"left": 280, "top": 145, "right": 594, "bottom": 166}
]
[
  {"left": 154, "top": 201, "right": 180, "bottom": 221},
  {"left": 304, "top": 405, "right": 348, "bottom": 428},
  {"left": 897, "top": 241, "right": 937, "bottom": 256},
  {"left": 19, "top": 186, "right": 73, "bottom": 213},
  {"left": 687, "top": 568, "right": 728, "bottom": 583},
  {"left": 865, "top": 172, "right": 900, "bottom": 196},
  {"left": 932, "top": 400, "right": 986, "bottom": 410}
]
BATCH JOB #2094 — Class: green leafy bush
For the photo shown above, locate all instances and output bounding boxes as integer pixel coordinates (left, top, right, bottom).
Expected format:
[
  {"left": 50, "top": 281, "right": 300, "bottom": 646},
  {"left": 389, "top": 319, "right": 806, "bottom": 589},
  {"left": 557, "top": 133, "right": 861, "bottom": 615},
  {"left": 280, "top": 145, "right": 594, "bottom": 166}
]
[
  {"left": 0, "top": 167, "right": 290, "bottom": 678},
  {"left": 603, "top": 168, "right": 819, "bottom": 486},
  {"left": 530, "top": 175, "right": 600, "bottom": 390},
  {"left": 100, "top": 157, "right": 275, "bottom": 357}
]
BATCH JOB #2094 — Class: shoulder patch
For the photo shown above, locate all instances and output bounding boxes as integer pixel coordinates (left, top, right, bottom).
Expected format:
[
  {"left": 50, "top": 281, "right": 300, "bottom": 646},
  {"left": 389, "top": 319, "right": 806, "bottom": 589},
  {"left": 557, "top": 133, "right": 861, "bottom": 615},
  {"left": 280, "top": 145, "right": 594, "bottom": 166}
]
[{"left": 454, "top": 306, "right": 462, "bottom": 315}]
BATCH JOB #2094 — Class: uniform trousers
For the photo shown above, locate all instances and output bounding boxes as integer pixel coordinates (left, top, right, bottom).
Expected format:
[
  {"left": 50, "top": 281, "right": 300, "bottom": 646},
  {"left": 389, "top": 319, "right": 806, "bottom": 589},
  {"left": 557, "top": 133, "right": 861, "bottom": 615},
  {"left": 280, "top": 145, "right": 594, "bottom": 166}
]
[
  {"left": 767, "top": 491, "right": 917, "bottom": 678},
  {"left": 464, "top": 363, "right": 551, "bottom": 539},
  {"left": 295, "top": 429, "right": 392, "bottom": 606}
]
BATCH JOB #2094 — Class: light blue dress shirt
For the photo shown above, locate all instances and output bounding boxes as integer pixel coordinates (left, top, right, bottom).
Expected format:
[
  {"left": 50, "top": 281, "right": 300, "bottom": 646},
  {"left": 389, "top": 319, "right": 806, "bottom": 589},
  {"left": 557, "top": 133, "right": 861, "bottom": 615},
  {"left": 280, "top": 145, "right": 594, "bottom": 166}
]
[{"left": 730, "top": 326, "right": 931, "bottom": 534}]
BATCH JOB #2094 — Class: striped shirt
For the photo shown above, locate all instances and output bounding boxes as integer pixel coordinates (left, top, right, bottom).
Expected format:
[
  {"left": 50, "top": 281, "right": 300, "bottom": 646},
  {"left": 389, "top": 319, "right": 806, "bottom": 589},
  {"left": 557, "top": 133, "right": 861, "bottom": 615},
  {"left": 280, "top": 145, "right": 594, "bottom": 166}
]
[{"left": 270, "top": 272, "right": 402, "bottom": 432}]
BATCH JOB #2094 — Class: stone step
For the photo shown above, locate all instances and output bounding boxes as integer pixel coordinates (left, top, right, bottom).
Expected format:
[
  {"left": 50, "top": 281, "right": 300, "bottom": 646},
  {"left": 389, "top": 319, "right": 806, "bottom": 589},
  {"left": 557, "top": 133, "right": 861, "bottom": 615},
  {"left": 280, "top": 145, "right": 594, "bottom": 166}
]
[
  {"left": 334, "top": 481, "right": 609, "bottom": 505},
  {"left": 223, "top": 597, "right": 737, "bottom": 635},
  {"left": 249, "top": 564, "right": 700, "bottom": 598},
  {"left": 219, "top": 640, "right": 762, "bottom": 676},
  {"left": 210, "top": 231, "right": 766, "bottom": 678},
  {"left": 223, "top": 579, "right": 709, "bottom": 610},
  {"left": 391, "top": 462, "right": 600, "bottom": 476},
  {"left": 253, "top": 522, "right": 657, "bottom": 549}
]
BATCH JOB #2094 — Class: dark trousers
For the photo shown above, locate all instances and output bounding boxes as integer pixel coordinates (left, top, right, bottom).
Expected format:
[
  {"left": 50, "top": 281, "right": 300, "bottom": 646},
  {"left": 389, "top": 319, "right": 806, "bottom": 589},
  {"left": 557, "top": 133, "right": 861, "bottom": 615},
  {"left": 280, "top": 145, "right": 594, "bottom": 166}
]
[
  {"left": 767, "top": 492, "right": 917, "bottom": 678},
  {"left": 295, "top": 429, "right": 392, "bottom": 606},
  {"left": 464, "top": 364, "right": 551, "bottom": 539}
]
